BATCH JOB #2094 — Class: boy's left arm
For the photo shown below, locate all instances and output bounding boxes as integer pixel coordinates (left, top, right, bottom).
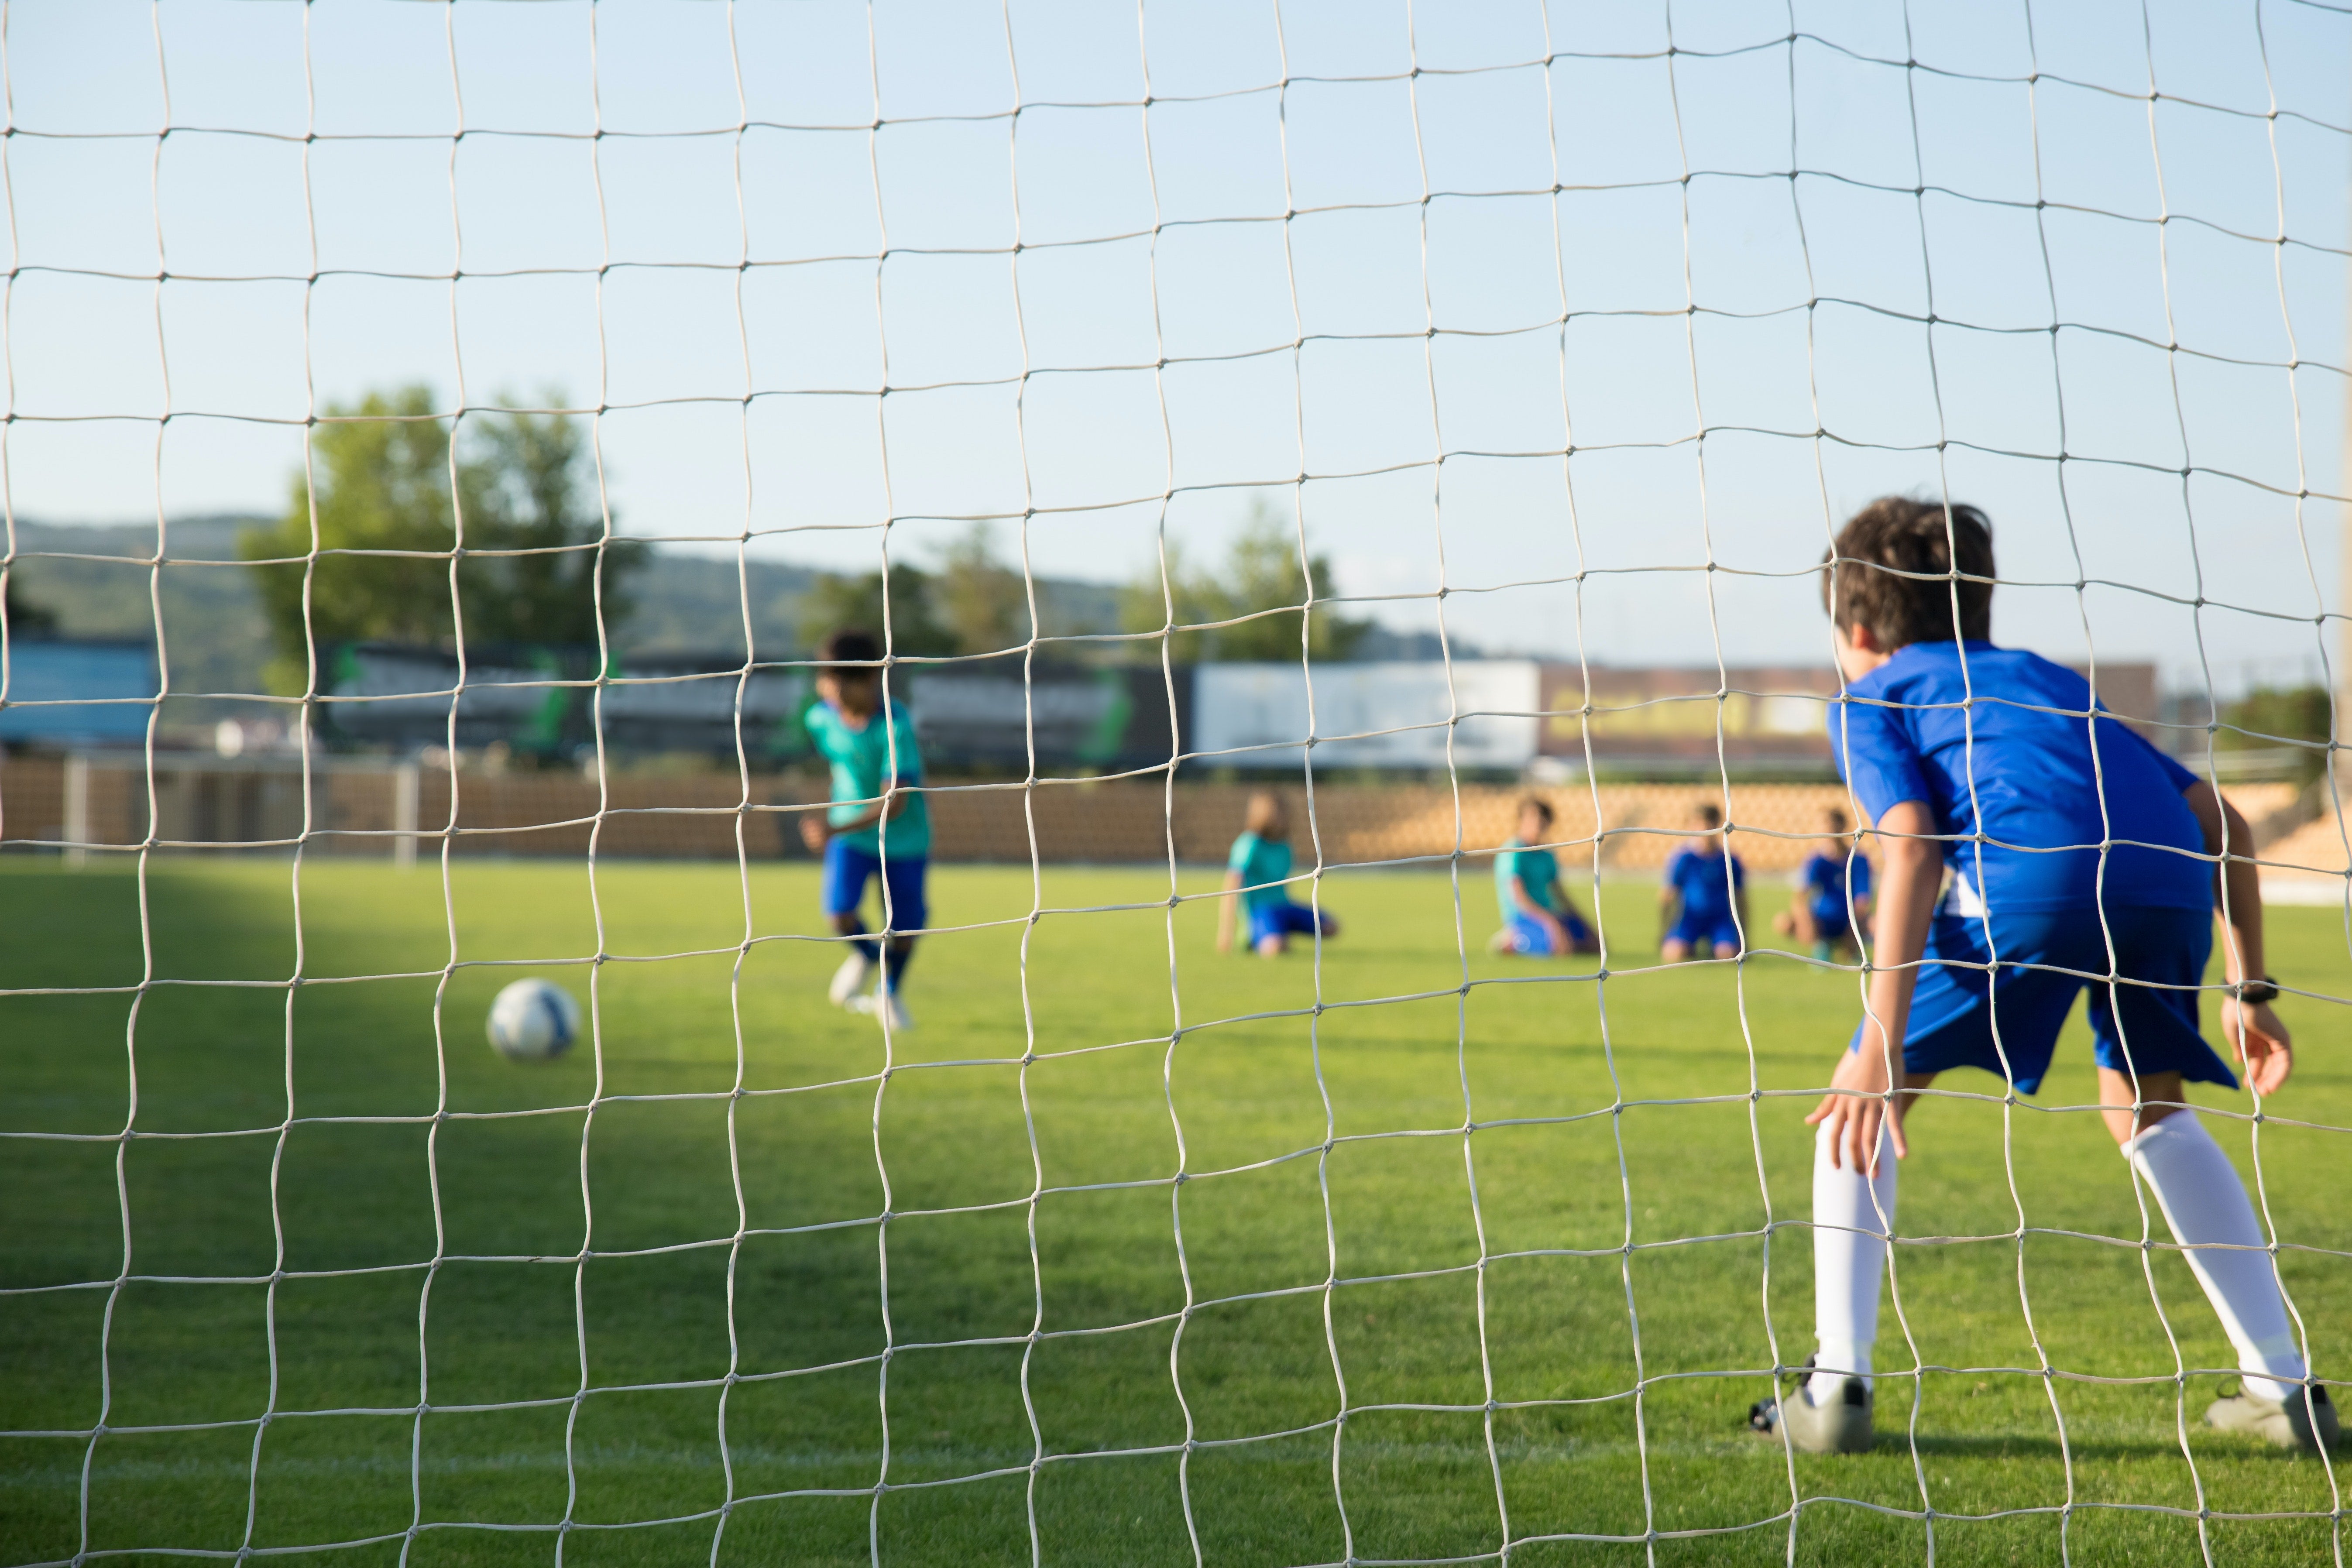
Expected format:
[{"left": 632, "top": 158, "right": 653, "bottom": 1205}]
[{"left": 2183, "top": 780, "right": 2292, "bottom": 1095}]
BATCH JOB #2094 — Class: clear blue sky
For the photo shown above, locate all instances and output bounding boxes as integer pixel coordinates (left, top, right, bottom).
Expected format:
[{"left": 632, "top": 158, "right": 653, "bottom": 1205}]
[{"left": 9, "top": 0, "right": 2348, "bottom": 693}]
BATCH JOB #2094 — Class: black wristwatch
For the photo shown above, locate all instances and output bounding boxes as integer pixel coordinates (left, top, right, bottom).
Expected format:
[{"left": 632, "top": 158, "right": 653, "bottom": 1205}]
[{"left": 2233, "top": 977, "right": 2282, "bottom": 1006}]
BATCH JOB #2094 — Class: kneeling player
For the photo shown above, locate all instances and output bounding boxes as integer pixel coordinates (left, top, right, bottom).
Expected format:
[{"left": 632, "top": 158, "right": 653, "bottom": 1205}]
[
  {"left": 1753, "top": 498, "right": 2323, "bottom": 1455},
  {"left": 1489, "top": 796, "right": 1599, "bottom": 957},
  {"left": 1659, "top": 802, "right": 1748, "bottom": 960},
  {"left": 1216, "top": 791, "right": 1340, "bottom": 957},
  {"left": 798, "top": 628, "right": 928, "bottom": 1033},
  {"left": 1773, "top": 806, "right": 1873, "bottom": 962}
]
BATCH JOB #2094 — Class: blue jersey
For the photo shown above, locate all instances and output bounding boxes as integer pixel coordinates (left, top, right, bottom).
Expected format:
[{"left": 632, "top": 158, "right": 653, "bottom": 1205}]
[
  {"left": 1496, "top": 838, "right": 1561, "bottom": 925},
  {"left": 1665, "top": 844, "right": 1744, "bottom": 923},
  {"left": 1833, "top": 642, "right": 2204, "bottom": 915},
  {"left": 1228, "top": 832, "right": 1294, "bottom": 914},
  {"left": 804, "top": 697, "right": 930, "bottom": 860},
  {"left": 1803, "top": 847, "right": 1872, "bottom": 926}
]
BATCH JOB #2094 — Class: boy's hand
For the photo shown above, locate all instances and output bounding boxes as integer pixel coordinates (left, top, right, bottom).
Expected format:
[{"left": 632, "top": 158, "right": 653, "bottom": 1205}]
[
  {"left": 1806, "top": 1032, "right": 1910, "bottom": 1175},
  {"left": 798, "top": 815, "right": 831, "bottom": 852},
  {"left": 2222, "top": 997, "right": 2293, "bottom": 1098}
]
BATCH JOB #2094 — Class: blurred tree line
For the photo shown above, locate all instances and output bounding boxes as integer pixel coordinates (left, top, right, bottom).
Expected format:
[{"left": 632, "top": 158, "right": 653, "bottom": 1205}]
[
  {"left": 774, "top": 499, "right": 1371, "bottom": 662},
  {"left": 239, "top": 387, "right": 1368, "bottom": 676},
  {"left": 2215, "top": 685, "right": 2334, "bottom": 784}
]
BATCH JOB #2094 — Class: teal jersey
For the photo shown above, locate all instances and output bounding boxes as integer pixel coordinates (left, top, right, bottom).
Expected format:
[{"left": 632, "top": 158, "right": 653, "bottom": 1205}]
[
  {"left": 804, "top": 697, "right": 930, "bottom": 859},
  {"left": 1227, "top": 832, "right": 1293, "bottom": 914},
  {"left": 1495, "top": 837, "right": 1560, "bottom": 924}
]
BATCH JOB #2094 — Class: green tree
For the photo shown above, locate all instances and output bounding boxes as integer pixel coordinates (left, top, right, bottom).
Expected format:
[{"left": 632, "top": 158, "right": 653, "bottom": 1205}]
[
  {"left": 1119, "top": 499, "right": 1368, "bottom": 663},
  {"left": 2217, "top": 684, "right": 2332, "bottom": 784},
  {"left": 241, "top": 387, "right": 637, "bottom": 691},
  {"left": 931, "top": 522, "right": 1030, "bottom": 655},
  {"left": 460, "top": 400, "right": 643, "bottom": 648},
  {"left": 4, "top": 570, "right": 56, "bottom": 635},
  {"left": 800, "top": 560, "right": 958, "bottom": 658}
]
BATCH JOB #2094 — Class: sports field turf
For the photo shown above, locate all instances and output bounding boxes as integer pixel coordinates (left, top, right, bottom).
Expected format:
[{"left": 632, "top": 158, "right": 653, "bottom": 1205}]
[{"left": 4, "top": 855, "right": 2349, "bottom": 1566}]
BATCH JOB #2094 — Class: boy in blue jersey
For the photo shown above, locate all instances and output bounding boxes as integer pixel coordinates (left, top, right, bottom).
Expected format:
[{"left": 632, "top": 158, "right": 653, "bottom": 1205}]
[
  {"left": 797, "top": 628, "right": 928, "bottom": 1033},
  {"left": 1773, "top": 806, "right": 1874, "bottom": 963},
  {"left": 1751, "top": 498, "right": 2318, "bottom": 1455},
  {"left": 1216, "top": 791, "right": 1341, "bottom": 957},
  {"left": 1488, "top": 796, "right": 1599, "bottom": 957},
  {"left": 1658, "top": 802, "right": 1748, "bottom": 961}
]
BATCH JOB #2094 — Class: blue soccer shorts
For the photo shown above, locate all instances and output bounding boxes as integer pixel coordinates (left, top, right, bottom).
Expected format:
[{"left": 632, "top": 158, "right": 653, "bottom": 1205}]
[
  {"left": 1507, "top": 909, "right": 1592, "bottom": 956},
  {"left": 1247, "top": 900, "right": 1332, "bottom": 947},
  {"left": 822, "top": 839, "right": 929, "bottom": 931},
  {"left": 1851, "top": 902, "right": 2234, "bottom": 1095},
  {"left": 1668, "top": 910, "right": 1743, "bottom": 950}
]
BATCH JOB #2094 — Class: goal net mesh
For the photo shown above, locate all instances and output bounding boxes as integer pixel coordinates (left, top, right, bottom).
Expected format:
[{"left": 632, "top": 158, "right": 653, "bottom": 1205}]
[{"left": 4, "top": 1, "right": 2350, "bottom": 1564}]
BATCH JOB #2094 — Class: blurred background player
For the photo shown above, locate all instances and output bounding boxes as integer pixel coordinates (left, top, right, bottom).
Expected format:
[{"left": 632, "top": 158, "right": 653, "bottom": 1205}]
[
  {"left": 1774, "top": 806, "right": 1874, "bottom": 962},
  {"left": 799, "top": 628, "right": 928, "bottom": 1032},
  {"left": 1659, "top": 802, "right": 1748, "bottom": 961},
  {"left": 1761, "top": 497, "right": 2318, "bottom": 1456},
  {"left": 1489, "top": 796, "right": 1599, "bottom": 957},
  {"left": 1216, "top": 790, "right": 1341, "bottom": 957}
]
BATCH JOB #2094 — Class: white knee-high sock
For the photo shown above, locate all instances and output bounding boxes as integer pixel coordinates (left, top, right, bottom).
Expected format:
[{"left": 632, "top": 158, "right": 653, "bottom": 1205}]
[
  {"left": 2124, "top": 1111, "right": 2306, "bottom": 1403},
  {"left": 1812, "top": 1119, "right": 1897, "bottom": 1400}
]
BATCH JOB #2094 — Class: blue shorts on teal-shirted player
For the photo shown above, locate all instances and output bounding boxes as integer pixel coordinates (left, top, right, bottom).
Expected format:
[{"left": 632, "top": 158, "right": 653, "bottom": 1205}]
[{"left": 803, "top": 629, "right": 930, "bottom": 1031}]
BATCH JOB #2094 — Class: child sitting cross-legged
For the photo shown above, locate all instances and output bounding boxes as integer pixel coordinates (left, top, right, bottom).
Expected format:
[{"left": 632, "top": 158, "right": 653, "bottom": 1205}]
[
  {"left": 1751, "top": 496, "right": 2324, "bottom": 1455},
  {"left": 1773, "top": 806, "right": 1874, "bottom": 964},
  {"left": 1659, "top": 802, "right": 1748, "bottom": 961},
  {"left": 1488, "top": 796, "right": 1600, "bottom": 957},
  {"left": 1216, "top": 790, "right": 1340, "bottom": 957}
]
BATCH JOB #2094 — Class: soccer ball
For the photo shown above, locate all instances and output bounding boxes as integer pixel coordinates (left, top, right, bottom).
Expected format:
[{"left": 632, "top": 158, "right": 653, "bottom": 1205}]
[{"left": 486, "top": 978, "right": 582, "bottom": 1062}]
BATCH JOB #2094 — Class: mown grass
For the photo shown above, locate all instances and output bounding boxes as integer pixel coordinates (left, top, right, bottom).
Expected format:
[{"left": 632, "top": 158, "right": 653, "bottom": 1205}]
[{"left": 3, "top": 854, "right": 2349, "bottom": 1566}]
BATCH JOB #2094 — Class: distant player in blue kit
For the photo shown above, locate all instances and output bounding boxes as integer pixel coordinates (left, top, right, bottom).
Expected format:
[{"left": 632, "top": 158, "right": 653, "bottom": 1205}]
[
  {"left": 1217, "top": 791, "right": 1341, "bottom": 957},
  {"left": 1773, "top": 806, "right": 1873, "bottom": 962},
  {"left": 1751, "top": 497, "right": 2320, "bottom": 1456},
  {"left": 1658, "top": 802, "right": 1748, "bottom": 961},
  {"left": 1488, "top": 796, "right": 1599, "bottom": 957},
  {"left": 798, "top": 628, "right": 928, "bottom": 1033}
]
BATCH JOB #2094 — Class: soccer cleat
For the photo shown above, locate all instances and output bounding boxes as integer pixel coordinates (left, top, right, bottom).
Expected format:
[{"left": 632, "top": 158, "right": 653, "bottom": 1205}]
[
  {"left": 849, "top": 991, "right": 914, "bottom": 1033},
  {"left": 2205, "top": 1385, "right": 2338, "bottom": 1451},
  {"left": 827, "top": 953, "right": 872, "bottom": 1008},
  {"left": 1486, "top": 929, "right": 1515, "bottom": 955},
  {"left": 1748, "top": 1361, "right": 1874, "bottom": 1454}
]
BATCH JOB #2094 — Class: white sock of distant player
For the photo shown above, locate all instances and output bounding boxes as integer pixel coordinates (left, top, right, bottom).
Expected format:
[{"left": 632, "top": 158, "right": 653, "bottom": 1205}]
[
  {"left": 2124, "top": 1111, "right": 2306, "bottom": 1403},
  {"left": 1811, "top": 1118, "right": 1897, "bottom": 1402}
]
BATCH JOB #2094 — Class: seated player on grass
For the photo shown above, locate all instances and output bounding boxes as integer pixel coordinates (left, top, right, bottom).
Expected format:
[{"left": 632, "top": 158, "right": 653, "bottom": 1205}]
[
  {"left": 797, "top": 628, "right": 927, "bottom": 1033},
  {"left": 1751, "top": 496, "right": 2323, "bottom": 1456},
  {"left": 1215, "top": 789, "right": 1340, "bottom": 957},
  {"left": 1487, "top": 796, "right": 1599, "bottom": 957},
  {"left": 1772, "top": 806, "right": 1873, "bottom": 963},
  {"left": 1658, "top": 802, "right": 1748, "bottom": 961}
]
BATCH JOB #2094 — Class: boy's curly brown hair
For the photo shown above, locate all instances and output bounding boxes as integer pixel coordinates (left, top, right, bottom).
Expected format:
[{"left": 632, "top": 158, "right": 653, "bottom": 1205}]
[{"left": 1822, "top": 496, "right": 1995, "bottom": 648}]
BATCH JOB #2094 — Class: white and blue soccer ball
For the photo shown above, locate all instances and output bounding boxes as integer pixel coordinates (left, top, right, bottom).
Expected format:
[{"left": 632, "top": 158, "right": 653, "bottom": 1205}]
[{"left": 486, "top": 978, "right": 583, "bottom": 1063}]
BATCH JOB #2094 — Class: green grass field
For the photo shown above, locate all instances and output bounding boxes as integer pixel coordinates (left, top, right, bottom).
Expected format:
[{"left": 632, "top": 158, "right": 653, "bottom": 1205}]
[{"left": 5, "top": 856, "right": 2350, "bottom": 1566}]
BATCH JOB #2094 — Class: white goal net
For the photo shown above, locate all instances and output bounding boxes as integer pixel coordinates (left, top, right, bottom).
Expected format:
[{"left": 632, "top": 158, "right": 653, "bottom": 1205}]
[{"left": 3, "top": 2, "right": 2350, "bottom": 1566}]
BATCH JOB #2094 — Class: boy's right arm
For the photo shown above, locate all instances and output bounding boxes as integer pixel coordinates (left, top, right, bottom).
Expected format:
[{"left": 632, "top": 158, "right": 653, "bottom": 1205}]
[
  {"left": 2183, "top": 780, "right": 2292, "bottom": 1094},
  {"left": 1807, "top": 799, "right": 1941, "bottom": 1173}
]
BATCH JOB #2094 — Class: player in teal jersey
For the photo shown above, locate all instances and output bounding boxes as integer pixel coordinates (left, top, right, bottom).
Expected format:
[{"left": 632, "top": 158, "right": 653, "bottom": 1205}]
[
  {"left": 1215, "top": 791, "right": 1340, "bottom": 957},
  {"left": 1488, "top": 796, "right": 1598, "bottom": 957},
  {"left": 797, "top": 628, "right": 929, "bottom": 1033}
]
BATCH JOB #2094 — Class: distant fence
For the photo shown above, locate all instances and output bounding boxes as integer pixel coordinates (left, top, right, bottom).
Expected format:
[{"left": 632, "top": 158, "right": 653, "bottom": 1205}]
[{"left": 0, "top": 752, "right": 2306, "bottom": 878}]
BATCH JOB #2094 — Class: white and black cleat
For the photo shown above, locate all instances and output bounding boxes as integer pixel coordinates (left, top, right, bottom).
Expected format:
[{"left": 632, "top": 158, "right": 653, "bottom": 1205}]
[{"left": 1748, "top": 1357, "right": 1874, "bottom": 1454}]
